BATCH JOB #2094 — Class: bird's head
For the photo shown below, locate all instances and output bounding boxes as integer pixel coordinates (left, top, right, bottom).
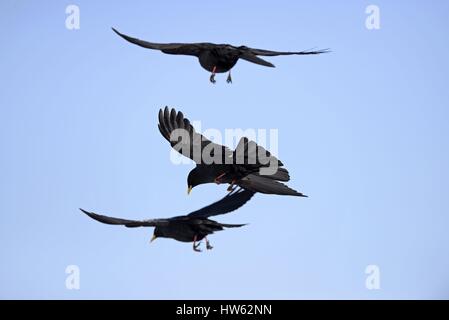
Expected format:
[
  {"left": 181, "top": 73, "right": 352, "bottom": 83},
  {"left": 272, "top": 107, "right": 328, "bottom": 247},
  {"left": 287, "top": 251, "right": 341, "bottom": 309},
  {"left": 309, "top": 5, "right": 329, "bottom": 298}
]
[
  {"left": 187, "top": 169, "right": 200, "bottom": 195},
  {"left": 187, "top": 167, "right": 210, "bottom": 195},
  {"left": 150, "top": 228, "right": 162, "bottom": 243}
]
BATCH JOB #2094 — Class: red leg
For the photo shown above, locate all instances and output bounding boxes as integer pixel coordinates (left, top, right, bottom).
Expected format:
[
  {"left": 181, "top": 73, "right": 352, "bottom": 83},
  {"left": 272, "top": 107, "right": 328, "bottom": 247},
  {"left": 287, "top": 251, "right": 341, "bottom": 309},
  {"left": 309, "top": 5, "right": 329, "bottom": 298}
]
[{"left": 214, "top": 172, "right": 226, "bottom": 184}]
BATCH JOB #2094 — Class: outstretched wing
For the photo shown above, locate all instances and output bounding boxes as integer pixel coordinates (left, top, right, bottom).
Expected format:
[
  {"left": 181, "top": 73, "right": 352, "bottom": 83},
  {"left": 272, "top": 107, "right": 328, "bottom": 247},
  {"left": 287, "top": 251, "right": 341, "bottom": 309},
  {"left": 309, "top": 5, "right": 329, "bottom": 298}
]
[
  {"left": 234, "top": 137, "right": 283, "bottom": 168},
  {"left": 80, "top": 209, "right": 169, "bottom": 228},
  {"left": 158, "top": 106, "right": 234, "bottom": 164},
  {"left": 187, "top": 188, "right": 255, "bottom": 218},
  {"left": 112, "top": 28, "right": 207, "bottom": 56}
]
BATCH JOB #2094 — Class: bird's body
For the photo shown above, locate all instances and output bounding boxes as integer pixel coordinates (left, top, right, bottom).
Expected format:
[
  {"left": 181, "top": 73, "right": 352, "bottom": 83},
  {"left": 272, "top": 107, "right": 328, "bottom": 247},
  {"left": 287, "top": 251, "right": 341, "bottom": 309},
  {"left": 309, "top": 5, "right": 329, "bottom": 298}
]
[
  {"left": 153, "top": 216, "right": 241, "bottom": 243},
  {"left": 154, "top": 219, "right": 204, "bottom": 243},
  {"left": 112, "top": 28, "right": 328, "bottom": 83},
  {"left": 198, "top": 46, "right": 240, "bottom": 73},
  {"left": 188, "top": 163, "right": 262, "bottom": 186},
  {"left": 81, "top": 188, "right": 254, "bottom": 252},
  {"left": 158, "top": 107, "right": 307, "bottom": 197}
]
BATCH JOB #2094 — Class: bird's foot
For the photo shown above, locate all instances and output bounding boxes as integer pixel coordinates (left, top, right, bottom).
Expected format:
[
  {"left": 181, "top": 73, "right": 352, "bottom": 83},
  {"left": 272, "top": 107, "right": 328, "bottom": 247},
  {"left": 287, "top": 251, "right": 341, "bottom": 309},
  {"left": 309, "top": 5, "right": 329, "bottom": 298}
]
[
  {"left": 226, "top": 73, "right": 232, "bottom": 84},
  {"left": 205, "top": 238, "right": 213, "bottom": 250},
  {"left": 193, "top": 242, "right": 202, "bottom": 252},
  {"left": 227, "top": 180, "right": 237, "bottom": 192},
  {"left": 210, "top": 73, "right": 216, "bottom": 84}
]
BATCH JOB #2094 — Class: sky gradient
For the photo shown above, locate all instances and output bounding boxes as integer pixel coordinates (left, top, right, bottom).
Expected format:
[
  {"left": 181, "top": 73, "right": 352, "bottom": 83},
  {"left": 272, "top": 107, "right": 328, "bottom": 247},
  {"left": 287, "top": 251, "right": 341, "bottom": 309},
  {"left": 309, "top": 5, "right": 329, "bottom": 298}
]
[{"left": 1, "top": 0, "right": 449, "bottom": 299}]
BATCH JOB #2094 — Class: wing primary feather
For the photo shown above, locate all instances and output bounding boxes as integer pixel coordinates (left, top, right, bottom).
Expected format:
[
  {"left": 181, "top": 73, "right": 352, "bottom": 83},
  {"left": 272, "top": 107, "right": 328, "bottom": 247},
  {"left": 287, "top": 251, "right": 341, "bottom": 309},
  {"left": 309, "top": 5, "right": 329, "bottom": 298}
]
[
  {"left": 157, "top": 107, "right": 233, "bottom": 164},
  {"left": 80, "top": 208, "right": 171, "bottom": 228}
]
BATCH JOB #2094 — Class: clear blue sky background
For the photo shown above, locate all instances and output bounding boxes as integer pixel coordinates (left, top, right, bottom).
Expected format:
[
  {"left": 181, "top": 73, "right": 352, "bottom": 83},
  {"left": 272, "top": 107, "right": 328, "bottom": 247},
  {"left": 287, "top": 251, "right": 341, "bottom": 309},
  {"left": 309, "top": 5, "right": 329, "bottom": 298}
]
[{"left": 1, "top": 0, "right": 449, "bottom": 299}]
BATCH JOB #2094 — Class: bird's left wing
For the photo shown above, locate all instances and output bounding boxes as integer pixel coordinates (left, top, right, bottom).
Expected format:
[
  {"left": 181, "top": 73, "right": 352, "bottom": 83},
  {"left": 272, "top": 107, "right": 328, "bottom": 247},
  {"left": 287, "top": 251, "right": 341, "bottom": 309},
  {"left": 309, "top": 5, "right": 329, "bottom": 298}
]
[
  {"left": 80, "top": 209, "right": 169, "bottom": 228},
  {"left": 187, "top": 188, "right": 255, "bottom": 218},
  {"left": 112, "top": 28, "right": 207, "bottom": 56},
  {"left": 158, "top": 106, "right": 234, "bottom": 164}
]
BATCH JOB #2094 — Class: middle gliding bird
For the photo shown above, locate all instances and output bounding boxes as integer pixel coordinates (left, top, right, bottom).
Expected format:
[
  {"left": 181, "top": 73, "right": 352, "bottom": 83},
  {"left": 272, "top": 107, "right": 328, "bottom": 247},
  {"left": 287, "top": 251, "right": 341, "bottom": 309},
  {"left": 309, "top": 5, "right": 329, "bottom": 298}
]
[{"left": 158, "top": 106, "right": 307, "bottom": 198}]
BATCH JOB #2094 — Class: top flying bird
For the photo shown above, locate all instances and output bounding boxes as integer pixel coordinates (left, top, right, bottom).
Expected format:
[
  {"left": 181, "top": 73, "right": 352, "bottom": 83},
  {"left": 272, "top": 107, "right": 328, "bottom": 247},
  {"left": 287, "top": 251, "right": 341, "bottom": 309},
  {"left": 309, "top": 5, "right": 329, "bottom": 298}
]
[{"left": 112, "top": 28, "right": 329, "bottom": 83}]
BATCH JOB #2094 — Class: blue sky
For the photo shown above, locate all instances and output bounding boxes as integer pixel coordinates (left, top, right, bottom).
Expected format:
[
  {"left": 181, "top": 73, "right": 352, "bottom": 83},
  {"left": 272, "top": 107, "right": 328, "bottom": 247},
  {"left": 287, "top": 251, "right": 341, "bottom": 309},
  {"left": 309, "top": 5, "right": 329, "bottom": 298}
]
[{"left": 1, "top": 0, "right": 449, "bottom": 299}]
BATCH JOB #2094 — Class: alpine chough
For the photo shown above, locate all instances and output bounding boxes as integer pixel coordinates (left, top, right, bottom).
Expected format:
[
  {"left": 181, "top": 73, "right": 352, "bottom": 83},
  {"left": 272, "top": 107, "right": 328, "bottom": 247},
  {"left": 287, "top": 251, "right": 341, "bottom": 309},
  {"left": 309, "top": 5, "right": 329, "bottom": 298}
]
[
  {"left": 81, "top": 188, "right": 254, "bottom": 252},
  {"left": 158, "top": 107, "right": 307, "bottom": 197},
  {"left": 112, "top": 27, "right": 328, "bottom": 83}
]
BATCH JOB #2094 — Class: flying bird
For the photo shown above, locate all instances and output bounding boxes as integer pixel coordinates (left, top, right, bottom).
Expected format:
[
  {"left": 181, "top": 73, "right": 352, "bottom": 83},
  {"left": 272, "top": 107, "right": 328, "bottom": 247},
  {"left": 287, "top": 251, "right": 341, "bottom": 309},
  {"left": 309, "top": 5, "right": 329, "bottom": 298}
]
[
  {"left": 112, "top": 27, "right": 329, "bottom": 83},
  {"left": 80, "top": 188, "right": 254, "bottom": 252},
  {"left": 158, "top": 107, "right": 307, "bottom": 197}
]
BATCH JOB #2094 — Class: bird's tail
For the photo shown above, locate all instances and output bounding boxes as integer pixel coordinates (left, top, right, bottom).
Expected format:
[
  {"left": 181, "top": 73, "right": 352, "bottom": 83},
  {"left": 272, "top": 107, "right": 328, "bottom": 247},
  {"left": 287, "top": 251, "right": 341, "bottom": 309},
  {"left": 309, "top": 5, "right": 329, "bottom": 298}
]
[
  {"left": 240, "top": 53, "right": 275, "bottom": 67},
  {"left": 240, "top": 174, "right": 307, "bottom": 197}
]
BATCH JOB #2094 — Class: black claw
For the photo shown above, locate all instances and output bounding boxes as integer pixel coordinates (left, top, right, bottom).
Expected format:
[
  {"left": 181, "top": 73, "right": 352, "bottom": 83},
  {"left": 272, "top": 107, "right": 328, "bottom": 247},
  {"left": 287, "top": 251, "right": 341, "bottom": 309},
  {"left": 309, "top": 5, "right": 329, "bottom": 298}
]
[
  {"left": 193, "top": 240, "right": 202, "bottom": 252},
  {"left": 193, "top": 243, "right": 202, "bottom": 252},
  {"left": 210, "top": 74, "right": 216, "bottom": 84}
]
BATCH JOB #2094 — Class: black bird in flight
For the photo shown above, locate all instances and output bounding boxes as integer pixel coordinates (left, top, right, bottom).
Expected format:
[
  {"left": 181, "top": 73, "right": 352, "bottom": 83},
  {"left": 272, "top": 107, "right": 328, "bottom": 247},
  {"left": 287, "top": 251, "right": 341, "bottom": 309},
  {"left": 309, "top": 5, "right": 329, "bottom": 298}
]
[
  {"left": 80, "top": 188, "right": 254, "bottom": 252},
  {"left": 158, "top": 107, "right": 307, "bottom": 197},
  {"left": 112, "top": 28, "right": 328, "bottom": 84}
]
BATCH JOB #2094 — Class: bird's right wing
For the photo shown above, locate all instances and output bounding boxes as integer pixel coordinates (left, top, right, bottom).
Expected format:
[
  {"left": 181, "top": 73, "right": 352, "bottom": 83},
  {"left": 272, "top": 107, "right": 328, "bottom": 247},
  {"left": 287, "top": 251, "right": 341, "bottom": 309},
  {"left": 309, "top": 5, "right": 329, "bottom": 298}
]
[
  {"left": 80, "top": 209, "right": 169, "bottom": 228},
  {"left": 187, "top": 188, "right": 255, "bottom": 218},
  {"left": 234, "top": 137, "right": 284, "bottom": 168},
  {"left": 158, "top": 106, "right": 234, "bottom": 164},
  {"left": 112, "top": 28, "right": 207, "bottom": 56}
]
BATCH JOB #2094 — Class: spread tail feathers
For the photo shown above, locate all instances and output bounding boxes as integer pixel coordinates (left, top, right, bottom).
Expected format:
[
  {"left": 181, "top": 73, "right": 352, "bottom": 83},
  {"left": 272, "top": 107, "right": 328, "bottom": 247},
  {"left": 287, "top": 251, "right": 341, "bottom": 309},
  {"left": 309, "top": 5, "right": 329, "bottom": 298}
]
[{"left": 240, "top": 53, "right": 275, "bottom": 67}]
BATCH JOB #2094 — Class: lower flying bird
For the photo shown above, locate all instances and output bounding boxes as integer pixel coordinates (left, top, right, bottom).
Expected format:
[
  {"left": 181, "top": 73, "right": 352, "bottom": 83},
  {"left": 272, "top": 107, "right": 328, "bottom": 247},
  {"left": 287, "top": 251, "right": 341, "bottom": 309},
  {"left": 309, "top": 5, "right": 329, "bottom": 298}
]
[
  {"left": 158, "top": 107, "right": 307, "bottom": 197},
  {"left": 112, "top": 28, "right": 328, "bottom": 83},
  {"left": 80, "top": 188, "right": 254, "bottom": 252}
]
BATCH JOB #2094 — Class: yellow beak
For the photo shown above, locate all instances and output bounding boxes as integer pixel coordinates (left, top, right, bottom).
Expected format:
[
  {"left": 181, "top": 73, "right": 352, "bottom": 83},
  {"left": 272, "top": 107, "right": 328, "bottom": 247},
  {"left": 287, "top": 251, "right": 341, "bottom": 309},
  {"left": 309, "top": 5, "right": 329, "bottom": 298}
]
[
  {"left": 187, "top": 186, "right": 192, "bottom": 195},
  {"left": 150, "top": 234, "right": 157, "bottom": 243}
]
